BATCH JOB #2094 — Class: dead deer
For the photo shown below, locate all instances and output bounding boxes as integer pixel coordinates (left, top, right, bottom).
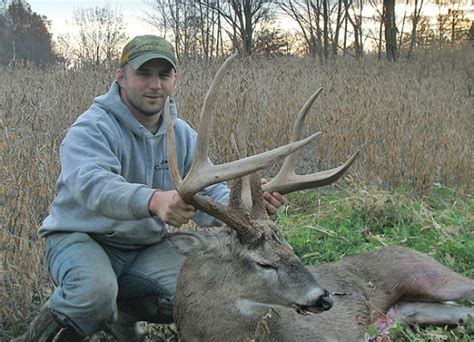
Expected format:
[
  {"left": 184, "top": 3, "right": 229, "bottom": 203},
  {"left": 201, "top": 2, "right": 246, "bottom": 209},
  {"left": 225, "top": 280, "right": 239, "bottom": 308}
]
[{"left": 162, "top": 55, "right": 474, "bottom": 341}]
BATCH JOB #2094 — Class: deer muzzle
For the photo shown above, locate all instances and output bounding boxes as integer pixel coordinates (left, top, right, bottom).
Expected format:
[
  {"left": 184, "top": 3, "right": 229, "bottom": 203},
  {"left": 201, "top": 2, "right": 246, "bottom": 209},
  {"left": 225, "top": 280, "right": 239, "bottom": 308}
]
[{"left": 295, "top": 288, "right": 333, "bottom": 314}]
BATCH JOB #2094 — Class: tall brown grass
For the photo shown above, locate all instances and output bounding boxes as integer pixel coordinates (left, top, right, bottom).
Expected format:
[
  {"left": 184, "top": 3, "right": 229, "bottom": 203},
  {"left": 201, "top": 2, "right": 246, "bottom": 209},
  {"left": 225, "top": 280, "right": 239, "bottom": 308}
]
[{"left": 1, "top": 47, "right": 472, "bottom": 337}]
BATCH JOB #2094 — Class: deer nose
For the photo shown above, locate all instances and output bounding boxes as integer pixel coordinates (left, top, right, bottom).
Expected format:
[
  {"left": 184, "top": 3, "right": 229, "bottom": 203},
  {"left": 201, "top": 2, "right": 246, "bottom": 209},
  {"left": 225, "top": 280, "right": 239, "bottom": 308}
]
[
  {"left": 314, "top": 289, "right": 333, "bottom": 311},
  {"left": 300, "top": 288, "right": 333, "bottom": 313}
]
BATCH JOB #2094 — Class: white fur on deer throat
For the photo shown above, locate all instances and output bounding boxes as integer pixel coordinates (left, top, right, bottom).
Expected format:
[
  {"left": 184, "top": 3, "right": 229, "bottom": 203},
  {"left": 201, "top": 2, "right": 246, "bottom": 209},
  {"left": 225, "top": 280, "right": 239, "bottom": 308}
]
[
  {"left": 235, "top": 298, "right": 285, "bottom": 317},
  {"left": 235, "top": 285, "right": 328, "bottom": 316}
]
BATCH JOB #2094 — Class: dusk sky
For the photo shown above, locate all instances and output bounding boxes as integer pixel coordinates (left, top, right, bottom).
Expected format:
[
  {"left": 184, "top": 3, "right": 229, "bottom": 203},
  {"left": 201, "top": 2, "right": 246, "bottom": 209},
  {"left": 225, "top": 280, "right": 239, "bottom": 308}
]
[
  {"left": 27, "top": 0, "right": 159, "bottom": 38},
  {"left": 23, "top": 0, "right": 456, "bottom": 42}
]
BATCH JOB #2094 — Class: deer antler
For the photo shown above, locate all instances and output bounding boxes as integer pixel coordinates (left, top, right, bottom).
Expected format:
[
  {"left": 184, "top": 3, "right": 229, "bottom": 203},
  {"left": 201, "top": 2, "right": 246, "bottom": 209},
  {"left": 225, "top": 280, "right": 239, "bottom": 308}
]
[
  {"left": 164, "top": 54, "right": 358, "bottom": 238},
  {"left": 165, "top": 54, "right": 320, "bottom": 199},
  {"left": 262, "top": 88, "right": 359, "bottom": 195}
]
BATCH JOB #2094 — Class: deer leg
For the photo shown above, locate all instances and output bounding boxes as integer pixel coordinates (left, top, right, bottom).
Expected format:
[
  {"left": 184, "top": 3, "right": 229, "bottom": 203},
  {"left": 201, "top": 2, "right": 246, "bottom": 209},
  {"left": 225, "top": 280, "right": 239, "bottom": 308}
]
[
  {"left": 366, "top": 247, "right": 474, "bottom": 303},
  {"left": 400, "top": 259, "right": 474, "bottom": 302},
  {"left": 391, "top": 302, "right": 474, "bottom": 326}
]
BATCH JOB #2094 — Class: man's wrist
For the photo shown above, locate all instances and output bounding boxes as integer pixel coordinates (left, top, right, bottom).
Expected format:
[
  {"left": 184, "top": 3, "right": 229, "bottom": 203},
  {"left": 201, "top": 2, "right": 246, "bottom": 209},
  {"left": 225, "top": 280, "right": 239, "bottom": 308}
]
[{"left": 148, "top": 190, "right": 162, "bottom": 217}]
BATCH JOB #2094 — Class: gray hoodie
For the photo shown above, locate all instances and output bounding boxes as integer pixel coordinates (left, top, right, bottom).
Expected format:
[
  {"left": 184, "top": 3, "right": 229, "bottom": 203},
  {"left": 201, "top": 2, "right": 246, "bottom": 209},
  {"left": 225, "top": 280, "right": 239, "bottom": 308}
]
[{"left": 39, "top": 81, "right": 229, "bottom": 248}]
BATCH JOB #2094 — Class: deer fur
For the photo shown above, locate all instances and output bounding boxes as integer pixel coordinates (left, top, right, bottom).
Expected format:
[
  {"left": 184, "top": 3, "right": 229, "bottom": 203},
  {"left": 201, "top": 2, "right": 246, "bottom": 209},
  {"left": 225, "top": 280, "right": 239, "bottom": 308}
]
[{"left": 170, "top": 231, "right": 473, "bottom": 341}]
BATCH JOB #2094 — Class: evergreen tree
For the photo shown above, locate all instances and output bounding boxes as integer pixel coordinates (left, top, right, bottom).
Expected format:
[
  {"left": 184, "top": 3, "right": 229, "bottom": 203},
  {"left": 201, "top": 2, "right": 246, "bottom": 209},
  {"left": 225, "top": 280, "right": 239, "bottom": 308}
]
[{"left": 0, "top": 0, "right": 57, "bottom": 66}]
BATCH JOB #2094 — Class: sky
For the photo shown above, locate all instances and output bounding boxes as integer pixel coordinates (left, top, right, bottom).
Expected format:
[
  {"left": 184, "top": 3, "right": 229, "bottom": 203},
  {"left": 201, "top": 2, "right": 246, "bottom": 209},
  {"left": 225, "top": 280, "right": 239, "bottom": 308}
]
[
  {"left": 27, "top": 0, "right": 160, "bottom": 38},
  {"left": 25, "top": 0, "right": 474, "bottom": 44},
  {"left": 26, "top": 0, "right": 304, "bottom": 39}
]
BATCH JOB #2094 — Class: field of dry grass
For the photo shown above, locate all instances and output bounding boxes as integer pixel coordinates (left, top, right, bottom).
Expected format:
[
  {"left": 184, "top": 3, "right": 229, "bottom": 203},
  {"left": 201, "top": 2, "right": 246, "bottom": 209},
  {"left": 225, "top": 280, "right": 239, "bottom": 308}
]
[{"left": 1, "top": 47, "right": 473, "bottom": 338}]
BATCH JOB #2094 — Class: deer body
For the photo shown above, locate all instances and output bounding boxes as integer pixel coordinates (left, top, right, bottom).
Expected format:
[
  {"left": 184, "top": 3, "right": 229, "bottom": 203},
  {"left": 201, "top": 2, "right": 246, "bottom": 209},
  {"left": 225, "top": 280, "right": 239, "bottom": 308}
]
[{"left": 173, "top": 239, "right": 474, "bottom": 341}]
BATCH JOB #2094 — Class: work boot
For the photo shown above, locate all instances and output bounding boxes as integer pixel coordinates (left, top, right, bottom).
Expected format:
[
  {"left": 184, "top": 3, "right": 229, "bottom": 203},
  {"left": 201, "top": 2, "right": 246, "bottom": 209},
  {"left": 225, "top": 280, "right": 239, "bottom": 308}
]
[
  {"left": 16, "top": 304, "right": 84, "bottom": 342},
  {"left": 21, "top": 304, "right": 63, "bottom": 342},
  {"left": 53, "top": 327, "right": 85, "bottom": 342}
]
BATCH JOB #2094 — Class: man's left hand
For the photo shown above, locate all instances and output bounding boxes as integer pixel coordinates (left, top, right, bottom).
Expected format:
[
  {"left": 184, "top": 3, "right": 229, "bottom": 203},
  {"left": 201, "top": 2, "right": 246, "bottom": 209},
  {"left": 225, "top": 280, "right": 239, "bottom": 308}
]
[{"left": 261, "top": 178, "right": 286, "bottom": 215}]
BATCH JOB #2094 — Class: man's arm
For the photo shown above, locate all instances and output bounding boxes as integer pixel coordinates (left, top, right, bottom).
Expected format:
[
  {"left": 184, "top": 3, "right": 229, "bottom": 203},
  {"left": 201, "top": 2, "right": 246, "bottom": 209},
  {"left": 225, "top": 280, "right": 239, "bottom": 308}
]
[{"left": 59, "top": 120, "right": 156, "bottom": 220}]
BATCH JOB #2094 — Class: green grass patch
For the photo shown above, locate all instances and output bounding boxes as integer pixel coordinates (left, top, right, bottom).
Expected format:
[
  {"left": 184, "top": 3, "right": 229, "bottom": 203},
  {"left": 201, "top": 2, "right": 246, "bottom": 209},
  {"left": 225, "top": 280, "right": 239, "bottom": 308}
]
[{"left": 277, "top": 183, "right": 473, "bottom": 340}]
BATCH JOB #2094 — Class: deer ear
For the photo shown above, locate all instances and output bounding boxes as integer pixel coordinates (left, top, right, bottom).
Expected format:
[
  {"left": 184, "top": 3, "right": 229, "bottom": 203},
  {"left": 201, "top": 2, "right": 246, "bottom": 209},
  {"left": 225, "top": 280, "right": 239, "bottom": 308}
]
[{"left": 165, "top": 232, "right": 209, "bottom": 256}]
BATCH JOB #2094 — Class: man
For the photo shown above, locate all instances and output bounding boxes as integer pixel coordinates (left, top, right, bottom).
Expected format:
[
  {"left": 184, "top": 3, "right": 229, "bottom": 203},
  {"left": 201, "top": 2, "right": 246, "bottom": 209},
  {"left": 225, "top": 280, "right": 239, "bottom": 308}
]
[{"left": 22, "top": 35, "right": 284, "bottom": 341}]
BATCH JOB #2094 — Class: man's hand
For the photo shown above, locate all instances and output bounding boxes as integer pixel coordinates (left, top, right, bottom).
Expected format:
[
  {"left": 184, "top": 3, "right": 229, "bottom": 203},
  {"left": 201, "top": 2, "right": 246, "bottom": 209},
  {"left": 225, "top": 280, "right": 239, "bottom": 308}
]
[
  {"left": 149, "top": 190, "right": 196, "bottom": 227},
  {"left": 261, "top": 178, "right": 286, "bottom": 215}
]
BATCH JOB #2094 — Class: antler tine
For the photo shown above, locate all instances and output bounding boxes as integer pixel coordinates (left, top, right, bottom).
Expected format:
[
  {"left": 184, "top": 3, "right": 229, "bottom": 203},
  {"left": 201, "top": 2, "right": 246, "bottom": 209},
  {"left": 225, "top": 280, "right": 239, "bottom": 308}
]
[
  {"left": 233, "top": 89, "right": 253, "bottom": 211},
  {"left": 262, "top": 88, "right": 359, "bottom": 195},
  {"left": 166, "top": 54, "right": 321, "bottom": 201},
  {"left": 262, "top": 150, "right": 359, "bottom": 194},
  {"left": 274, "top": 88, "right": 323, "bottom": 179},
  {"left": 192, "top": 53, "right": 239, "bottom": 168},
  {"left": 164, "top": 96, "right": 183, "bottom": 189}
]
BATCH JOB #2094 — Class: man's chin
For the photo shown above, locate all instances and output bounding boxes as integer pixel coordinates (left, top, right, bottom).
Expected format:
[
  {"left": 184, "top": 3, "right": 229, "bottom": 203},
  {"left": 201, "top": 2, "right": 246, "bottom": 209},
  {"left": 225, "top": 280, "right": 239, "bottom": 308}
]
[
  {"left": 140, "top": 106, "right": 164, "bottom": 117},
  {"left": 140, "top": 111, "right": 160, "bottom": 117}
]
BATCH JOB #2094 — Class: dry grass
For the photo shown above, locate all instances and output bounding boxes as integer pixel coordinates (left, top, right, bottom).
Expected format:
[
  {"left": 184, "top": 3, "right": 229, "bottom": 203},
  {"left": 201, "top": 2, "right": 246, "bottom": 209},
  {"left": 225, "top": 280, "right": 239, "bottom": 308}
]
[{"left": 1, "top": 47, "right": 473, "bottom": 338}]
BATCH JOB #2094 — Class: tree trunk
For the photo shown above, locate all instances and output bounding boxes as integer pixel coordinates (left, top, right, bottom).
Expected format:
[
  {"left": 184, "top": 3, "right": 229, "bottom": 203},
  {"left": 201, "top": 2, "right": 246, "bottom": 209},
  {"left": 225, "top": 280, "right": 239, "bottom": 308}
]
[
  {"left": 378, "top": 5, "right": 385, "bottom": 60},
  {"left": 332, "top": 0, "right": 343, "bottom": 57},
  {"left": 408, "top": 0, "right": 424, "bottom": 59},
  {"left": 383, "top": 0, "right": 397, "bottom": 61},
  {"left": 322, "top": 0, "right": 329, "bottom": 59}
]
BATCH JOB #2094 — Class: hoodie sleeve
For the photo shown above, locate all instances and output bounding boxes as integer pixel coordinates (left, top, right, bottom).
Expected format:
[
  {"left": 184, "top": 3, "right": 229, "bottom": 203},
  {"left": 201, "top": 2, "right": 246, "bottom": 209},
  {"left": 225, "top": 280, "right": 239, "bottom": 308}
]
[{"left": 59, "top": 116, "right": 155, "bottom": 220}]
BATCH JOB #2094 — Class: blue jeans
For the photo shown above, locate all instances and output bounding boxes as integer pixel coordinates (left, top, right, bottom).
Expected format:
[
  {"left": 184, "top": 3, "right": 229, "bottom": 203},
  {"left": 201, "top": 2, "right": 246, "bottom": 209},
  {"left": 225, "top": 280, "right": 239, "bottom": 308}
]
[{"left": 44, "top": 232, "right": 185, "bottom": 336}]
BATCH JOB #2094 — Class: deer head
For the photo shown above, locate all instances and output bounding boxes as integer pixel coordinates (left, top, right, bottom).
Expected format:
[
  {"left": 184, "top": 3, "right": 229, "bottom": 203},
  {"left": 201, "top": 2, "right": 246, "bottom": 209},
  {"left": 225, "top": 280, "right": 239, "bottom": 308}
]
[{"left": 163, "top": 54, "right": 359, "bottom": 337}]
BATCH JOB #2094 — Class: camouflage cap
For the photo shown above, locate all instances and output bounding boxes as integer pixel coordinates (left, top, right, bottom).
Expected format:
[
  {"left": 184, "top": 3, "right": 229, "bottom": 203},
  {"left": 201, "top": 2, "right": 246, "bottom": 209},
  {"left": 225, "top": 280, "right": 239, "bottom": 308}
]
[{"left": 119, "top": 35, "right": 177, "bottom": 71}]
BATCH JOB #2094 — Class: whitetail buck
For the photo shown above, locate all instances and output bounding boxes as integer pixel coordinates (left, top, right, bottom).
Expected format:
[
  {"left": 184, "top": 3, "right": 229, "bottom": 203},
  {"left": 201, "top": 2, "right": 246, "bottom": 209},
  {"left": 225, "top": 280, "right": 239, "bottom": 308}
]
[{"left": 162, "top": 54, "right": 474, "bottom": 341}]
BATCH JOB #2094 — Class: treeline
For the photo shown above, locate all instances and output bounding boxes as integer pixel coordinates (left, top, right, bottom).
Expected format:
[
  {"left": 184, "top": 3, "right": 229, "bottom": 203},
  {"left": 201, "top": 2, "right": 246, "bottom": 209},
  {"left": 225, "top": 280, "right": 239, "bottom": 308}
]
[
  {"left": 148, "top": 0, "right": 472, "bottom": 61},
  {"left": 0, "top": 0, "right": 58, "bottom": 66},
  {"left": 1, "top": 0, "right": 473, "bottom": 67}
]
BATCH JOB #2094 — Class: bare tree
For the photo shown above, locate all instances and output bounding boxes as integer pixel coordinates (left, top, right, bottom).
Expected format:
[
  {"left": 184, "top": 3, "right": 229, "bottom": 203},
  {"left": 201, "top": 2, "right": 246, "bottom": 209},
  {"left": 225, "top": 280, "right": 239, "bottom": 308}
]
[
  {"left": 383, "top": 0, "right": 397, "bottom": 61},
  {"left": 145, "top": 0, "right": 228, "bottom": 60},
  {"left": 347, "top": 0, "right": 364, "bottom": 58},
  {"left": 278, "top": 1, "right": 322, "bottom": 61},
  {"left": 72, "top": 5, "right": 128, "bottom": 66},
  {"left": 408, "top": 0, "right": 425, "bottom": 58},
  {"left": 207, "top": 0, "right": 275, "bottom": 56},
  {"left": 279, "top": 0, "right": 367, "bottom": 60},
  {"left": 366, "top": 0, "right": 384, "bottom": 59},
  {"left": 332, "top": 0, "right": 344, "bottom": 56}
]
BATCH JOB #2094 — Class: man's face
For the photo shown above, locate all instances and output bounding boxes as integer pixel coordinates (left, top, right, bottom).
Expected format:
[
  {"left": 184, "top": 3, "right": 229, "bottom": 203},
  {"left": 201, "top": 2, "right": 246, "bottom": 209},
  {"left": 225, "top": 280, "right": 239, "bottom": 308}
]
[{"left": 117, "top": 59, "right": 178, "bottom": 118}]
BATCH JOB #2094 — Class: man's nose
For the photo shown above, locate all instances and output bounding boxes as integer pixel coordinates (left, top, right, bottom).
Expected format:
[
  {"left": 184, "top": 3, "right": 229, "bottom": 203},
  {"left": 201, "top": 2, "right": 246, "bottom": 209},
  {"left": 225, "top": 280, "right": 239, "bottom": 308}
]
[{"left": 149, "top": 77, "right": 162, "bottom": 89}]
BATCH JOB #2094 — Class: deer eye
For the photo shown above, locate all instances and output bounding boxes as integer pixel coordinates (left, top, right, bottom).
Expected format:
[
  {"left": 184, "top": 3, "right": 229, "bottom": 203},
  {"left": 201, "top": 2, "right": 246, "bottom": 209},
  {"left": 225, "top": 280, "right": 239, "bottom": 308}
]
[{"left": 256, "top": 262, "right": 277, "bottom": 270}]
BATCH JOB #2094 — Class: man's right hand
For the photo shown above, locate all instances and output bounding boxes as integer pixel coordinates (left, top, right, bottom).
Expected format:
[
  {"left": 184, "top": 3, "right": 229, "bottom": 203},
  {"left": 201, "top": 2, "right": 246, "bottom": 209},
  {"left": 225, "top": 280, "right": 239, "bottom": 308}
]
[{"left": 149, "top": 190, "right": 196, "bottom": 227}]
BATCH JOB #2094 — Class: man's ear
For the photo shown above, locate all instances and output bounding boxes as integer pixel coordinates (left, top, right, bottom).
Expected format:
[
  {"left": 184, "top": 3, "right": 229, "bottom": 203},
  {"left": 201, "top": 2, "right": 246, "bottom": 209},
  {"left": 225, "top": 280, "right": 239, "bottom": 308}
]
[
  {"left": 116, "top": 68, "right": 125, "bottom": 87},
  {"left": 173, "top": 72, "right": 180, "bottom": 93}
]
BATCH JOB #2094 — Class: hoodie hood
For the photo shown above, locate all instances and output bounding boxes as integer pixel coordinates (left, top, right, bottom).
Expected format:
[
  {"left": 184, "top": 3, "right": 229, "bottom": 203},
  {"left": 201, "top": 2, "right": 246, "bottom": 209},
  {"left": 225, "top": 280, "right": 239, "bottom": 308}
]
[{"left": 94, "top": 80, "right": 178, "bottom": 138}]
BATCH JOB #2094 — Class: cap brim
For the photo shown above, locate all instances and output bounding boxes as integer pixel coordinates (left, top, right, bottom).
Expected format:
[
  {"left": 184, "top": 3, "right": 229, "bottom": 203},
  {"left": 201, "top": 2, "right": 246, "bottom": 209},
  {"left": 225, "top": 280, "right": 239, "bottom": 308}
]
[{"left": 128, "top": 52, "right": 177, "bottom": 71}]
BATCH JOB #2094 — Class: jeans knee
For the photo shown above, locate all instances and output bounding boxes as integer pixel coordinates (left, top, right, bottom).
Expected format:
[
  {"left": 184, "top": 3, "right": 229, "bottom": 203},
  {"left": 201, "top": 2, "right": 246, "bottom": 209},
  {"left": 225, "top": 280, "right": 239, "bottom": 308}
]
[{"left": 82, "top": 274, "right": 118, "bottom": 319}]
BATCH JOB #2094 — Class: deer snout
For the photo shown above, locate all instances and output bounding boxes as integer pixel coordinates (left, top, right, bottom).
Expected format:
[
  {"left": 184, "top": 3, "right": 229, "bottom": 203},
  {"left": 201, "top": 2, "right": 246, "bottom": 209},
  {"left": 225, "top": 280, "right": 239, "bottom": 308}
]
[
  {"left": 313, "top": 289, "right": 333, "bottom": 311},
  {"left": 296, "top": 288, "right": 333, "bottom": 314}
]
